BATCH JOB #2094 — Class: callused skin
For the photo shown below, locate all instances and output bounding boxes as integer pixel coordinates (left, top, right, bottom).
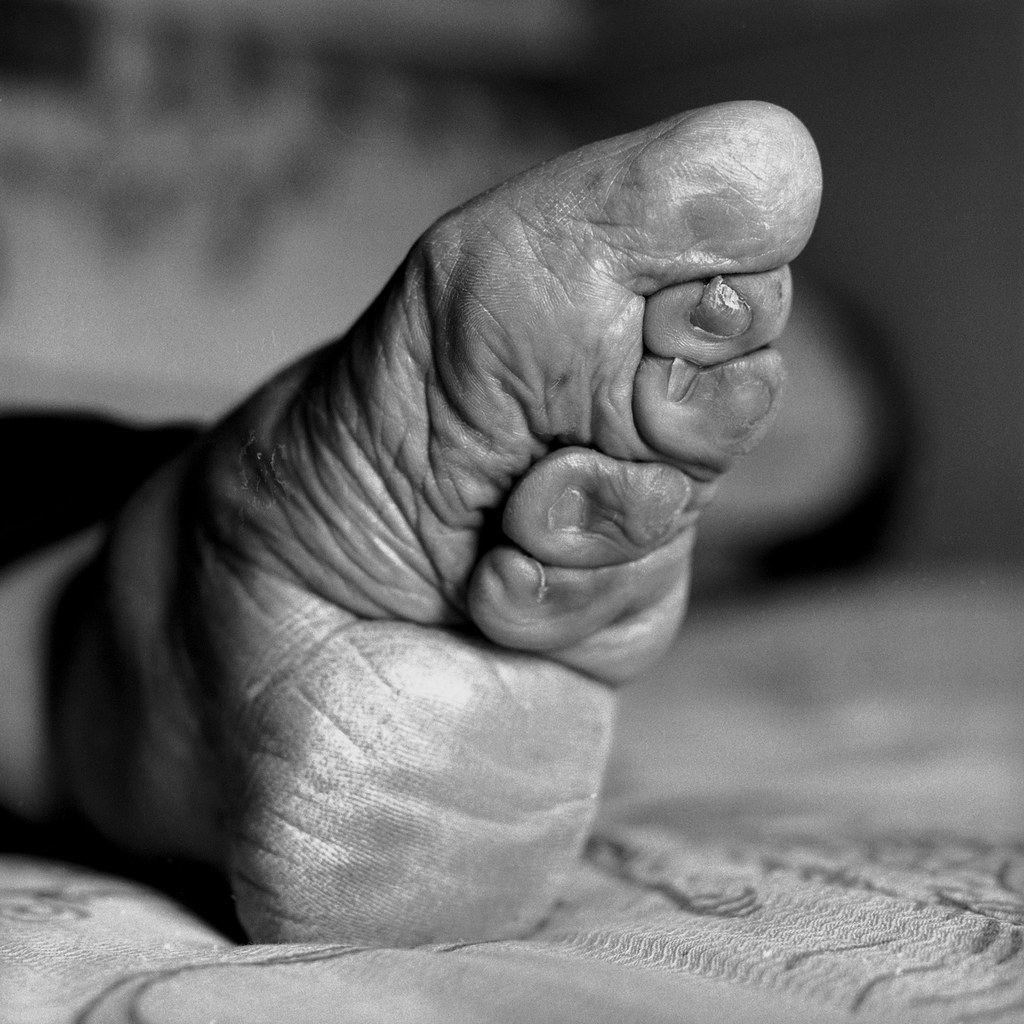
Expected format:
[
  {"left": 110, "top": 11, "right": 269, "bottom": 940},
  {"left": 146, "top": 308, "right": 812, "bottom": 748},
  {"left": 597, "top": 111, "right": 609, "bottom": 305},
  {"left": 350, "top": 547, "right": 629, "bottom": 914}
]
[{"left": 55, "top": 101, "right": 822, "bottom": 945}]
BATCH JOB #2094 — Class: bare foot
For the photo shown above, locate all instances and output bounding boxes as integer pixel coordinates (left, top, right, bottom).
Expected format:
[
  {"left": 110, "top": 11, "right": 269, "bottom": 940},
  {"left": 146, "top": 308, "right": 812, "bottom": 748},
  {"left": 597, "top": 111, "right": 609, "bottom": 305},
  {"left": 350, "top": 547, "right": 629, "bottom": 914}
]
[{"left": 55, "top": 100, "right": 821, "bottom": 944}]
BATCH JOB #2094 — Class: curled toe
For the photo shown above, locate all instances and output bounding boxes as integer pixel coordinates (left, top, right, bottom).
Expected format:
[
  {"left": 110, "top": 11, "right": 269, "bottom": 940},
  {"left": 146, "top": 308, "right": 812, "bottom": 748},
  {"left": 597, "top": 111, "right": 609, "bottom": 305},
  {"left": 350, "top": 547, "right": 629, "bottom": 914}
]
[
  {"left": 502, "top": 447, "right": 697, "bottom": 569},
  {"left": 643, "top": 266, "right": 792, "bottom": 366},
  {"left": 633, "top": 346, "right": 786, "bottom": 477}
]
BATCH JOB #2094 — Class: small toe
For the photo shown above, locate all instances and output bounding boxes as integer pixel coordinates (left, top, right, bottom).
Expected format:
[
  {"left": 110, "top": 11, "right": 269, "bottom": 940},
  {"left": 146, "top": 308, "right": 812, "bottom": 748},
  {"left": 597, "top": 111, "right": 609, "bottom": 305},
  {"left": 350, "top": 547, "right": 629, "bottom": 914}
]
[
  {"left": 643, "top": 267, "right": 792, "bottom": 366},
  {"left": 502, "top": 447, "right": 699, "bottom": 569},
  {"left": 535, "top": 565, "right": 692, "bottom": 683},
  {"left": 467, "top": 528, "right": 694, "bottom": 683},
  {"left": 633, "top": 346, "right": 786, "bottom": 478}
]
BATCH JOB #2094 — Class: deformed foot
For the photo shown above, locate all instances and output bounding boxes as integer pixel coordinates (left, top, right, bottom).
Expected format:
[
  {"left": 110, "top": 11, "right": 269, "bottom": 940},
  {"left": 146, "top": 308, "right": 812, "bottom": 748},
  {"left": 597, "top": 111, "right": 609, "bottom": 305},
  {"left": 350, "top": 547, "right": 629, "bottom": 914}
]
[{"left": 57, "top": 101, "right": 821, "bottom": 945}]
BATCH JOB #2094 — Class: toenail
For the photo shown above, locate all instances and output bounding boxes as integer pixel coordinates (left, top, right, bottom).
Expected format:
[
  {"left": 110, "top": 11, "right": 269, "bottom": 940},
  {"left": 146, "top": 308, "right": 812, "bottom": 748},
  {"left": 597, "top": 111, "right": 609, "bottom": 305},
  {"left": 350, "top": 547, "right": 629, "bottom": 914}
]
[
  {"left": 729, "top": 375, "right": 773, "bottom": 424},
  {"left": 548, "top": 486, "right": 588, "bottom": 532},
  {"left": 532, "top": 559, "right": 550, "bottom": 603},
  {"left": 667, "top": 357, "right": 699, "bottom": 403},
  {"left": 719, "top": 370, "right": 776, "bottom": 448},
  {"left": 690, "top": 277, "right": 751, "bottom": 338}
]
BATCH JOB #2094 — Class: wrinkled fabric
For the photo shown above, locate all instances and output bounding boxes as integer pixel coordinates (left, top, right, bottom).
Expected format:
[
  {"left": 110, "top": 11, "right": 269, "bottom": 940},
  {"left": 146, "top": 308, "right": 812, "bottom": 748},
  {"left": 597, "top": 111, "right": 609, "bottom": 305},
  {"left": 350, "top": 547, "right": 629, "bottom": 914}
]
[{"left": 4, "top": 571, "right": 1022, "bottom": 1023}]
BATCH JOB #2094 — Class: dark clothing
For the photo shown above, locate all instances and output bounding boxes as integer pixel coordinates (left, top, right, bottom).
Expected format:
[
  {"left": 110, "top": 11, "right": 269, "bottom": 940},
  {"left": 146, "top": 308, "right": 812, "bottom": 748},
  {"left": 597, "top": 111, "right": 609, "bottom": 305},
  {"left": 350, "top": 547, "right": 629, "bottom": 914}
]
[
  {"left": 0, "top": 413, "right": 243, "bottom": 936},
  {"left": 0, "top": 413, "right": 197, "bottom": 568}
]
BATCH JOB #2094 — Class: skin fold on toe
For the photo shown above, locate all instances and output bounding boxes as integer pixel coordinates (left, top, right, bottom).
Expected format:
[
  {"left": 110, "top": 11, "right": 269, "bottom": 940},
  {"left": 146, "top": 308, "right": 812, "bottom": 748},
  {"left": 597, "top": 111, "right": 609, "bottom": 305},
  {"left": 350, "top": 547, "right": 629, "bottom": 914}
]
[{"left": 56, "top": 100, "right": 822, "bottom": 945}]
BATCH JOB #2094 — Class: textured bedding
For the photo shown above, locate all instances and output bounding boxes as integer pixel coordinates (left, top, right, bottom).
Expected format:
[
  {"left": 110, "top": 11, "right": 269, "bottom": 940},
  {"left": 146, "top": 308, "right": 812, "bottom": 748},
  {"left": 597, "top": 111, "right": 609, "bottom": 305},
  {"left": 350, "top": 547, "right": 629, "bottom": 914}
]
[{"left": 4, "top": 571, "right": 1022, "bottom": 1023}]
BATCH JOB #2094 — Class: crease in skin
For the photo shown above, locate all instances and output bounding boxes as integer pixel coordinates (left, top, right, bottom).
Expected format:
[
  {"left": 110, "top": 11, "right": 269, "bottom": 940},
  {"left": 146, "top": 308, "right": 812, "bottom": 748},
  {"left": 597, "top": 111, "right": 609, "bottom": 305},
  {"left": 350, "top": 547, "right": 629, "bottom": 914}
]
[
  {"left": 320, "top": 357, "right": 475, "bottom": 620},
  {"left": 285, "top": 442, "right": 441, "bottom": 621},
  {"left": 264, "top": 378, "right": 437, "bottom": 617},
  {"left": 291, "top": 680, "right": 372, "bottom": 760},
  {"left": 423, "top": 381, "right": 509, "bottom": 520}
]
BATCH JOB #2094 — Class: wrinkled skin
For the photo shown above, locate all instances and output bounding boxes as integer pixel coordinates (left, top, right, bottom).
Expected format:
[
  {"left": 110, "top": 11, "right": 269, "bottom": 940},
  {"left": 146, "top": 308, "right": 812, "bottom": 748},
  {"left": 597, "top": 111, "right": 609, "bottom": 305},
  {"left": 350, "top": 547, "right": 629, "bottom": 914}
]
[{"left": 56, "top": 101, "right": 822, "bottom": 944}]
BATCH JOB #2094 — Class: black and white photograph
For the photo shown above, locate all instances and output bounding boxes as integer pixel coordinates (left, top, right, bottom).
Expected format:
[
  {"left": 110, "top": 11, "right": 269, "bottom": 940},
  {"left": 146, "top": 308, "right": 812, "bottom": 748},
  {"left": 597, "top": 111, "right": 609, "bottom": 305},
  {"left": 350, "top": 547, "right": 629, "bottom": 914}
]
[{"left": 1, "top": 0, "right": 1021, "bottom": 1020}]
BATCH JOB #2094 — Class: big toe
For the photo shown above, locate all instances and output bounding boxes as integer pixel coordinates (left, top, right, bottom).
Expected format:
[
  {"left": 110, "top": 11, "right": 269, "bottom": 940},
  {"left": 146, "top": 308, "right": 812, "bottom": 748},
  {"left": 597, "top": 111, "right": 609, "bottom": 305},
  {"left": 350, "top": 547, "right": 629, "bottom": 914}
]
[{"left": 477, "top": 99, "right": 822, "bottom": 293}]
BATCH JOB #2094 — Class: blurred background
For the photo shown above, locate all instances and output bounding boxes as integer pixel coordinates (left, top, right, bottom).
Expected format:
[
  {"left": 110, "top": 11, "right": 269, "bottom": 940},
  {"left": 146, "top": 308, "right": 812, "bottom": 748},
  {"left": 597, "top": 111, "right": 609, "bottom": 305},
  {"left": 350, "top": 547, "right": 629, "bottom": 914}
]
[{"left": 0, "top": 0, "right": 1021, "bottom": 577}]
